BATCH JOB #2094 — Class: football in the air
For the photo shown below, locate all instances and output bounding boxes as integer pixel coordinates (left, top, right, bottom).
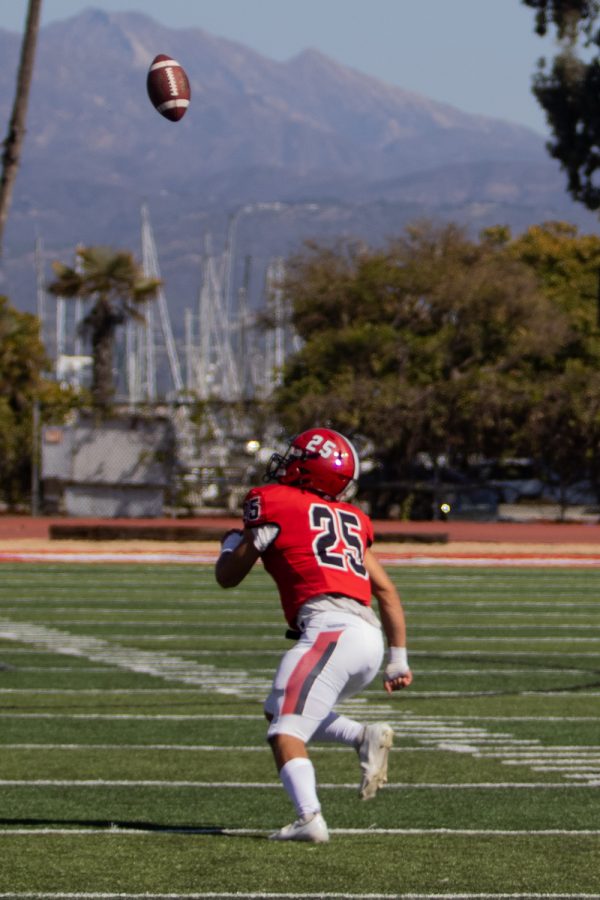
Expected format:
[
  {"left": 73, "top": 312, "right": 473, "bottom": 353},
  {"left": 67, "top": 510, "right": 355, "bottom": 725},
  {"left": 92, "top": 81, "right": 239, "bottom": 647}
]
[{"left": 146, "top": 54, "right": 191, "bottom": 122}]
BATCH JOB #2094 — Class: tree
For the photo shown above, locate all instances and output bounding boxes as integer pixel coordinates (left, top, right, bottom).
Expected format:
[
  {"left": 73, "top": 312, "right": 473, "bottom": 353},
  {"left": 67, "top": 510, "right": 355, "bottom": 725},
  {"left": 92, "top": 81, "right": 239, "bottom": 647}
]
[
  {"left": 527, "top": 361, "right": 600, "bottom": 514},
  {"left": 508, "top": 220, "right": 600, "bottom": 353},
  {"left": 506, "top": 220, "right": 600, "bottom": 511},
  {"left": 0, "top": 0, "right": 43, "bottom": 259},
  {"left": 47, "top": 246, "right": 161, "bottom": 413},
  {"left": 522, "top": 0, "right": 600, "bottom": 209},
  {"left": 0, "top": 294, "right": 78, "bottom": 507},
  {"left": 273, "top": 223, "right": 571, "bottom": 480}
]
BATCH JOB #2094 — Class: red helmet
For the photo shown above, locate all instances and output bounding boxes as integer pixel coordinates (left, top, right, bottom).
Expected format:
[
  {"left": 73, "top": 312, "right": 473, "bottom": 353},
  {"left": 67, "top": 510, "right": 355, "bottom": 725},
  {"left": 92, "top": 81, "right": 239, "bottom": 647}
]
[{"left": 266, "top": 428, "right": 360, "bottom": 500}]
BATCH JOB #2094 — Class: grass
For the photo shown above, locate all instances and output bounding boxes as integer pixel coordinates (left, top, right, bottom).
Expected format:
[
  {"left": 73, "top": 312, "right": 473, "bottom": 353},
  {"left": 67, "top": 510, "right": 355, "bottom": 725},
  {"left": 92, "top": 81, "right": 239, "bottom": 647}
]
[{"left": 0, "top": 561, "right": 599, "bottom": 898}]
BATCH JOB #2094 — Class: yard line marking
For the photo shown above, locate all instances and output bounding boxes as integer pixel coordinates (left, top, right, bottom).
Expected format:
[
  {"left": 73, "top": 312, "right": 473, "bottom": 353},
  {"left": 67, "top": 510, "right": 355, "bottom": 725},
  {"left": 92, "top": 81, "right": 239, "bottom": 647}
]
[
  {"left": 0, "top": 743, "right": 437, "bottom": 753},
  {"left": 55, "top": 632, "right": 600, "bottom": 643},
  {"left": 0, "top": 743, "right": 381, "bottom": 753},
  {"left": 4, "top": 665, "right": 590, "bottom": 678},
  {"left": 5, "top": 646, "right": 600, "bottom": 659},
  {"left": 0, "top": 666, "right": 122, "bottom": 672},
  {"left": 0, "top": 688, "right": 202, "bottom": 694},
  {"left": 1, "top": 889, "right": 600, "bottom": 900},
  {"left": 2, "top": 548, "right": 600, "bottom": 567},
  {"left": 103, "top": 634, "right": 285, "bottom": 642},
  {"left": 411, "top": 636, "right": 600, "bottom": 642},
  {"left": 415, "top": 624, "right": 600, "bottom": 630},
  {"left": 381, "top": 691, "right": 600, "bottom": 698},
  {"left": 409, "top": 650, "right": 600, "bottom": 658},
  {"left": 14, "top": 620, "right": 284, "bottom": 630},
  {"left": 14, "top": 664, "right": 593, "bottom": 675},
  {"left": 0, "top": 551, "right": 218, "bottom": 564},
  {"left": 0, "top": 619, "right": 272, "bottom": 700},
  {"left": 1, "top": 827, "right": 599, "bottom": 836},
  {"left": 405, "top": 715, "right": 600, "bottom": 722},
  {"left": 2, "top": 619, "right": 598, "bottom": 785},
  {"left": 0, "top": 713, "right": 263, "bottom": 720},
  {"left": 1, "top": 779, "right": 598, "bottom": 788},
  {"left": 384, "top": 556, "right": 600, "bottom": 567},
  {"left": 482, "top": 747, "right": 600, "bottom": 755},
  {"left": 9, "top": 618, "right": 600, "bottom": 629},
  {"left": 6, "top": 608, "right": 600, "bottom": 620}
]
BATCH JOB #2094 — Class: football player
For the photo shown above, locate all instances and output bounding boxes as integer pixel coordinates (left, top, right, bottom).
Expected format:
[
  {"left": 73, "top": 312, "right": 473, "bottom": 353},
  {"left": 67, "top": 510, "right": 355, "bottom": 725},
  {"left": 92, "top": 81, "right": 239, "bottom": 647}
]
[{"left": 215, "top": 427, "right": 412, "bottom": 843}]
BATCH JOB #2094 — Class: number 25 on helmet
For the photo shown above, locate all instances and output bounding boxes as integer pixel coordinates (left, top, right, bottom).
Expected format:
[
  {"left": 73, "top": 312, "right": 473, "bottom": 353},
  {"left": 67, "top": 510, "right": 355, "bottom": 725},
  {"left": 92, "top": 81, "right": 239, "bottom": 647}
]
[{"left": 266, "top": 428, "right": 360, "bottom": 501}]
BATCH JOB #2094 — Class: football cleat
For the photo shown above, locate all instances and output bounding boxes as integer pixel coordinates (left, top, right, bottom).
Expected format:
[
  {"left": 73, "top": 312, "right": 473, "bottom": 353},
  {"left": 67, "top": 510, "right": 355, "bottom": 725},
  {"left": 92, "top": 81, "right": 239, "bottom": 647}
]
[
  {"left": 268, "top": 811, "right": 330, "bottom": 843},
  {"left": 358, "top": 722, "right": 394, "bottom": 800}
]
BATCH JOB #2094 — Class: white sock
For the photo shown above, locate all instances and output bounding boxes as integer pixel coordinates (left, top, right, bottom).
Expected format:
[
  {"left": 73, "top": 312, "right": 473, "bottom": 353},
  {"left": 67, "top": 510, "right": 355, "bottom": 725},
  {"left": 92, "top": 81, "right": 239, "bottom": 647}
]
[
  {"left": 311, "top": 713, "right": 364, "bottom": 747},
  {"left": 279, "top": 757, "right": 320, "bottom": 819}
]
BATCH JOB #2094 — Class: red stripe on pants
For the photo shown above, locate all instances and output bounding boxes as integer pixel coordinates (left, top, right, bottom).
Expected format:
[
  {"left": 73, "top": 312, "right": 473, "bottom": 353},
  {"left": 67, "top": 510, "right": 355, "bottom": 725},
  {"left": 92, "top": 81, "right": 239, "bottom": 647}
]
[{"left": 281, "top": 629, "right": 342, "bottom": 716}]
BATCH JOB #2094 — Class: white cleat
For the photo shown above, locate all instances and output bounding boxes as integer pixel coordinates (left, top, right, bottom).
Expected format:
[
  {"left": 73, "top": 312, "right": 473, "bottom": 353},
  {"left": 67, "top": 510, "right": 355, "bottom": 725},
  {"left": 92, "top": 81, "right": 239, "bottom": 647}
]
[
  {"left": 268, "top": 811, "right": 330, "bottom": 843},
  {"left": 358, "top": 722, "right": 394, "bottom": 800}
]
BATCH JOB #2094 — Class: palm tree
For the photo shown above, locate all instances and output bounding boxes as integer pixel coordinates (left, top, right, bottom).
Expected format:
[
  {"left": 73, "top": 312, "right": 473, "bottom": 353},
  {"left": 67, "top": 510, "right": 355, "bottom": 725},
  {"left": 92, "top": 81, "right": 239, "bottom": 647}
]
[
  {"left": 0, "top": 0, "right": 43, "bottom": 259},
  {"left": 47, "top": 245, "right": 161, "bottom": 413}
]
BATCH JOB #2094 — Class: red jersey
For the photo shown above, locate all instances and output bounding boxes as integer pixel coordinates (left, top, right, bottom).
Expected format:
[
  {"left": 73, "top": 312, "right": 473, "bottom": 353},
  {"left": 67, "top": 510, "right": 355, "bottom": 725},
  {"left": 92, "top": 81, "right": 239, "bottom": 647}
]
[{"left": 242, "top": 483, "right": 374, "bottom": 626}]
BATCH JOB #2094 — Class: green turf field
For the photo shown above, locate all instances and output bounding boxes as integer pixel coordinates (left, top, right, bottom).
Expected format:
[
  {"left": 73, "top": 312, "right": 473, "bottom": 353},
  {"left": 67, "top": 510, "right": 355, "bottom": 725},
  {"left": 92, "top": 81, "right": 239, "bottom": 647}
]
[{"left": 0, "top": 561, "right": 599, "bottom": 899}]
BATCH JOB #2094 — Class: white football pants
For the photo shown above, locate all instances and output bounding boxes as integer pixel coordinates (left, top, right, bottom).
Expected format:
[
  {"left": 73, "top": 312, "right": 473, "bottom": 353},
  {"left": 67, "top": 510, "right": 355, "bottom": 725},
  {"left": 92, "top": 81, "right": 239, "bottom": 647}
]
[{"left": 265, "top": 609, "right": 384, "bottom": 743}]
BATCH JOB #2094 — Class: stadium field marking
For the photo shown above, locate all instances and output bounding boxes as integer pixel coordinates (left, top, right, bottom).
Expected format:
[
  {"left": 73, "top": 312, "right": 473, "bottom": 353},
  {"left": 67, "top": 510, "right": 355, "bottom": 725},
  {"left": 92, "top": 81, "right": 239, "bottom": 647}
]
[
  {"left": 4, "top": 688, "right": 600, "bottom": 699},
  {"left": 1, "top": 826, "right": 599, "bottom": 837},
  {"left": 6, "top": 622, "right": 599, "bottom": 636},
  {"left": 61, "top": 632, "right": 600, "bottom": 643},
  {"left": 6, "top": 606, "right": 600, "bottom": 622},
  {"left": 0, "top": 688, "right": 203, "bottom": 694},
  {"left": 4, "top": 599, "right": 598, "bottom": 610},
  {"left": 1, "top": 549, "right": 600, "bottom": 567},
  {"left": 4, "top": 646, "right": 600, "bottom": 659},
  {"left": 1, "top": 891, "right": 600, "bottom": 900},
  {"left": 1, "top": 779, "right": 598, "bottom": 788},
  {"left": 0, "top": 619, "right": 273, "bottom": 699},
  {"left": 0, "top": 743, "right": 432, "bottom": 752},
  {"left": 3, "top": 665, "right": 594, "bottom": 676},
  {"left": 5, "top": 608, "right": 600, "bottom": 620},
  {"left": 403, "top": 636, "right": 600, "bottom": 642},
  {"left": 0, "top": 713, "right": 267, "bottom": 719},
  {"left": 2, "top": 620, "right": 599, "bottom": 784},
  {"left": 1, "top": 712, "right": 597, "bottom": 722}
]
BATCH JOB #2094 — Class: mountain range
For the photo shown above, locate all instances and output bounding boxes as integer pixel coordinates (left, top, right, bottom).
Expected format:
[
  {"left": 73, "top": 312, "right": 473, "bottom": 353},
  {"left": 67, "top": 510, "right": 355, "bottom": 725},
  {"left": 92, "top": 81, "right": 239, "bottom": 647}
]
[{"left": 0, "top": 7, "right": 598, "bottom": 349}]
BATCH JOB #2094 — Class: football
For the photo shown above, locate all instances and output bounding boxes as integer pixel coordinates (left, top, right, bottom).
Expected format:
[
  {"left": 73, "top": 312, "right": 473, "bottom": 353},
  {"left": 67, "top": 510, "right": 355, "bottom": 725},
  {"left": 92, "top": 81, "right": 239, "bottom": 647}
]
[{"left": 146, "top": 54, "right": 191, "bottom": 122}]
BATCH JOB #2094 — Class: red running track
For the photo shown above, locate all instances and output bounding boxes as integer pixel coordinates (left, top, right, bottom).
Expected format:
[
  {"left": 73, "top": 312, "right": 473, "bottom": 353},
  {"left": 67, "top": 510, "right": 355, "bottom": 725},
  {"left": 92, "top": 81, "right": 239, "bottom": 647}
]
[{"left": 0, "top": 515, "right": 599, "bottom": 544}]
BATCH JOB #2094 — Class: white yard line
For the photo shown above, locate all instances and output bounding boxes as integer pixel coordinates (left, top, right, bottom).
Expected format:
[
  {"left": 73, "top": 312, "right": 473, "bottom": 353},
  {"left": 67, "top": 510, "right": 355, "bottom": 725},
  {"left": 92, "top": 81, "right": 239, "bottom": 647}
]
[
  {"left": 0, "top": 779, "right": 597, "bottom": 789},
  {"left": 2, "top": 618, "right": 599, "bottom": 786},
  {"left": 1, "top": 891, "right": 600, "bottom": 900},
  {"left": 0, "top": 743, "right": 379, "bottom": 752},
  {"left": 1, "top": 548, "right": 600, "bottom": 567},
  {"left": 0, "top": 827, "right": 598, "bottom": 836}
]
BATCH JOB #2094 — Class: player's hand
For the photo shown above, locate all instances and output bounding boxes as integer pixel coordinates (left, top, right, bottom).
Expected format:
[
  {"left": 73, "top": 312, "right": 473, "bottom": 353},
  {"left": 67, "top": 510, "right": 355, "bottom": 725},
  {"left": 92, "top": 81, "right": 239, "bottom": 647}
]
[{"left": 383, "top": 668, "right": 413, "bottom": 693}]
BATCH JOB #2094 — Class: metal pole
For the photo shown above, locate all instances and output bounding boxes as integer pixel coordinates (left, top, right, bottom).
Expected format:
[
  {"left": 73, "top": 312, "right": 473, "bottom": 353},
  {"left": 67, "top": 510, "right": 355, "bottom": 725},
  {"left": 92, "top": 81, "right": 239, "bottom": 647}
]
[{"left": 31, "top": 398, "right": 39, "bottom": 516}]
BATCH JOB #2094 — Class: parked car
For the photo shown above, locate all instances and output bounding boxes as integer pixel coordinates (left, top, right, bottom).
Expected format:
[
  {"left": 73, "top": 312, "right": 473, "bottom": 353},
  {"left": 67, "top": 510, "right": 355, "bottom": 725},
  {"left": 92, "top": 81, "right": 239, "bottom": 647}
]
[
  {"left": 543, "top": 478, "right": 598, "bottom": 507},
  {"left": 469, "top": 458, "right": 544, "bottom": 503},
  {"left": 358, "top": 460, "right": 498, "bottom": 520},
  {"left": 438, "top": 486, "right": 500, "bottom": 521}
]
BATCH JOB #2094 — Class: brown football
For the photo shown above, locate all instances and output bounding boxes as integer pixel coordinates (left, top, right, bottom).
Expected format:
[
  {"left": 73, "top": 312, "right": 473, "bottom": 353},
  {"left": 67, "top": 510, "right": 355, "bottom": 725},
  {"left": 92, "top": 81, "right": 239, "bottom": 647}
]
[{"left": 146, "top": 54, "right": 191, "bottom": 122}]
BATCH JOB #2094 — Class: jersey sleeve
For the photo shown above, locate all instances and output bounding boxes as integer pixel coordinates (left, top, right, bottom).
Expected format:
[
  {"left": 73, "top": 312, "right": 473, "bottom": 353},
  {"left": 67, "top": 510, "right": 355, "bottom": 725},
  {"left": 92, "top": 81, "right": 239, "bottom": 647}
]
[
  {"left": 242, "top": 487, "right": 280, "bottom": 552},
  {"left": 243, "top": 486, "right": 271, "bottom": 527}
]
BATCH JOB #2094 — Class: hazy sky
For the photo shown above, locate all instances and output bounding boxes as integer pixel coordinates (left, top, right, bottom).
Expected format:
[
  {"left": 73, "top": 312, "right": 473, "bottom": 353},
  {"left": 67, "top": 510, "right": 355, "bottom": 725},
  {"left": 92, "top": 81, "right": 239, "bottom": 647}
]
[{"left": 2, "top": 1, "right": 555, "bottom": 135}]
